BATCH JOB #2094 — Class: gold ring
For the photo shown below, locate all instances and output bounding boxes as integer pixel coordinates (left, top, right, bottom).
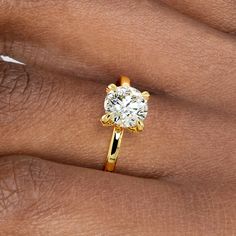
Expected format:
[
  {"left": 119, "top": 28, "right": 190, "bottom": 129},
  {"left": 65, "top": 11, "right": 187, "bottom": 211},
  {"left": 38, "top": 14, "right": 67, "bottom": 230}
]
[{"left": 101, "top": 76, "right": 150, "bottom": 172}]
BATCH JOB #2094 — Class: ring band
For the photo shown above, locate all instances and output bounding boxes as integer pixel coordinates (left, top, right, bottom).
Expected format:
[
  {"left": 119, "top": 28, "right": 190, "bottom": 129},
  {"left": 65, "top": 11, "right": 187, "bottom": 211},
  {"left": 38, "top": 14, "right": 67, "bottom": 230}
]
[
  {"left": 101, "top": 76, "right": 150, "bottom": 172},
  {"left": 104, "top": 126, "right": 124, "bottom": 171}
]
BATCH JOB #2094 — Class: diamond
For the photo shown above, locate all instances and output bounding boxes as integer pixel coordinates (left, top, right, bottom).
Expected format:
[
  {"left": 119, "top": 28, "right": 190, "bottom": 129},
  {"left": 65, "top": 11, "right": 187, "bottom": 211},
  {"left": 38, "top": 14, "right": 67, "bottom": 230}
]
[{"left": 104, "top": 86, "right": 148, "bottom": 128}]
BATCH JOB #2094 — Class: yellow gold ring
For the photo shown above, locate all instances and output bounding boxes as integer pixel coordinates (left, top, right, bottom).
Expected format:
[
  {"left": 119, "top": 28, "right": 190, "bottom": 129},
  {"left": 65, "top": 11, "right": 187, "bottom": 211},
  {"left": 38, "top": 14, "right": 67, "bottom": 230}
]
[{"left": 101, "top": 76, "right": 150, "bottom": 172}]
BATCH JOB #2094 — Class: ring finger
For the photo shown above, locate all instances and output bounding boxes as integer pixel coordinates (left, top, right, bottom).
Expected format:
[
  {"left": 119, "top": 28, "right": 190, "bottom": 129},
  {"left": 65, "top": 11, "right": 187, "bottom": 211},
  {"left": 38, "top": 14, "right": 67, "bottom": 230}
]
[{"left": 0, "top": 61, "right": 236, "bottom": 184}]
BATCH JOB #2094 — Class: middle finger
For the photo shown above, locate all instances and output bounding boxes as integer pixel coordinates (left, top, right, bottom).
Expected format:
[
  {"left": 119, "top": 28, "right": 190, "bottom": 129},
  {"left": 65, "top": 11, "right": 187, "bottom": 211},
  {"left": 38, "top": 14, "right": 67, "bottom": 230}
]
[{"left": 0, "top": 0, "right": 236, "bottom": 113}]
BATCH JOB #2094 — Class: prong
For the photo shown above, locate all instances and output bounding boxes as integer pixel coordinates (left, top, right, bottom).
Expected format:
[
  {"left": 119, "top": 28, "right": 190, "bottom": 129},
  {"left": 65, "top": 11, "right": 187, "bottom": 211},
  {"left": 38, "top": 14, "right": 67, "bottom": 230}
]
[
  {"left": 106, "top": 84, "right": 117, "bottom": 93},
  {"left": 128, "top": 120, "right": 144, "bottom": 133},
  {"left": 142, "top": 91, "right": 150, "bottom": 101},
  {"left": 137, "top": 120, "right": 144, "bottom": 131},
  {"left": 100, "top": 113, "right": 114, "bottom": 126}
]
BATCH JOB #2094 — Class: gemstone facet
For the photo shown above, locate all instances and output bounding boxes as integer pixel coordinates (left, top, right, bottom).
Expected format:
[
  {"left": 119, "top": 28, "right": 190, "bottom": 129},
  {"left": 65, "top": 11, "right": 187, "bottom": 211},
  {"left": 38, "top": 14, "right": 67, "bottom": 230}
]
[{"left": 104, "top": 86, "right": 148, "bottom": 128}]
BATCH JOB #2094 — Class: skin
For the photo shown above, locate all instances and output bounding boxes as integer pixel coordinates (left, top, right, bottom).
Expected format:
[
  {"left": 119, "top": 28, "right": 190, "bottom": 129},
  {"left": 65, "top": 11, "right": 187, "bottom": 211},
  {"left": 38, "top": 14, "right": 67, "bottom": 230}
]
[{"left": 0, "top": 0, "right": 235, "bottom": 235}]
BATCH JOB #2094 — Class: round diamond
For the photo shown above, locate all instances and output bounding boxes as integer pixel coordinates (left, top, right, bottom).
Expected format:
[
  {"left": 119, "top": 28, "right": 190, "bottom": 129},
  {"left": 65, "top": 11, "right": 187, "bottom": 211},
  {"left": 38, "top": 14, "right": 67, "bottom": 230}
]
[{"left": 104, "top": 86, "right": 148, "bottom": 128}]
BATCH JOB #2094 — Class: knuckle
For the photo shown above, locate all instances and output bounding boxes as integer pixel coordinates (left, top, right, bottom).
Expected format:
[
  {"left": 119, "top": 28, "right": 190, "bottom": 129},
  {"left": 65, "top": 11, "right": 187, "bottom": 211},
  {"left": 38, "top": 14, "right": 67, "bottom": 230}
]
[
  {"left": 0, "top": 156, "right": 20, "bottom": 216},
  {"left": 0, "top": 156, "right": 57, "bottom": 221},
  {"left": 0, "top": 61, "right": 32, "bottom": 124},
  {"left": 0, "top": 61, "right": 60, "bottom": 126}
]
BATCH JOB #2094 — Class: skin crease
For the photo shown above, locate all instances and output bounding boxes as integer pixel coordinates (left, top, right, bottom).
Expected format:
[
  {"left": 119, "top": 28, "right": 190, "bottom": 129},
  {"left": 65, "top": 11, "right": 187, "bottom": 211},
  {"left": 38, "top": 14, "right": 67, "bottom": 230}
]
[
  {"left": 0, "top": 0, "right": 235, "bottom": 235},
  {"left": 159, "top": 0, "right": 236, "bottom": 33}
]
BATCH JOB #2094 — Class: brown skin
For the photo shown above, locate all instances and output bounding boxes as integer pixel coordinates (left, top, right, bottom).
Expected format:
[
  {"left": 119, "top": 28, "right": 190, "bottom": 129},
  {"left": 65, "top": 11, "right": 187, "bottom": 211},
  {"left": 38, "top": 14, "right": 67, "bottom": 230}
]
[
  {"left": 160, "top": 0, "right": 236, "bottom": 33},
  {"left": 0, "top": 0, "right": 236, "bottom": 235}
]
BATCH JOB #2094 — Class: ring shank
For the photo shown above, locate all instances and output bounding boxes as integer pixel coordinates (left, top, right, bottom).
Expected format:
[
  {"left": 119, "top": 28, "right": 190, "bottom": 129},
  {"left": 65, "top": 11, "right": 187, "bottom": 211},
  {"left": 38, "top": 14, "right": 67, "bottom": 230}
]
[
  {"left": 104, "top": 76, "right": 130, "bottom": 172},
  {"left": 104, "top": 127, "right": 124, "bottom": 172},
  {"left": 118, "top": 76, "right": 130, "bottom": 87}
]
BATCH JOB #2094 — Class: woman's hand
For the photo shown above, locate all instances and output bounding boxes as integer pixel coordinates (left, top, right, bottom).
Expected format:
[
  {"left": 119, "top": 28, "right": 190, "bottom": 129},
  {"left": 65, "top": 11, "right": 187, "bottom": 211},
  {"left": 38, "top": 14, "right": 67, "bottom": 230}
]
[{"left": 0, "top": 1, "right": 235, "bottom": 235}]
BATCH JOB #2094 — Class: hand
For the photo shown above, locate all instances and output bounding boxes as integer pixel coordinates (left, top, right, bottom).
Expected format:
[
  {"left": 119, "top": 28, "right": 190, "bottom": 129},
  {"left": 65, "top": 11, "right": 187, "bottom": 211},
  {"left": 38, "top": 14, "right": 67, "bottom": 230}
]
[{"left": 0, "top": 1, "right": 235, "bottom": 235}]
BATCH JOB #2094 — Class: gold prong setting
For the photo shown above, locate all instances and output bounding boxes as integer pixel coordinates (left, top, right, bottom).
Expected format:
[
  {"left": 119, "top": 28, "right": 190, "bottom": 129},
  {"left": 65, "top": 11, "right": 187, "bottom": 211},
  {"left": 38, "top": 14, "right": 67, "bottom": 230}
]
[
  {"left": 104, "top": 87, "right": 148, "bottom": 128},
  {"left": 100, "top": 113, "right": 114, "bottom": 127},
  {"left": 106, "top": 83, "right": 117, "bottom": 93},
  {"left": 128, "top": 120, "right": 144, "bottom": 133},
  {"left": 141, "top": 91, "right": 150, "bottom": 101},
  {"left": 102, "top": 76, "right": 149, "bottom": 131},
  {"left": 137, "top": 120, "right": 144, "bottom": 132}
]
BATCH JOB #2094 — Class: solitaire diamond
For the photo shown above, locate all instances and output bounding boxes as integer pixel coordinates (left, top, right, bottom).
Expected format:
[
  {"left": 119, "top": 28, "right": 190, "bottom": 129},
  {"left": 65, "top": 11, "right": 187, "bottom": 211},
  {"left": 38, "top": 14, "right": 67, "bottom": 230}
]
[{"left": 104, "top": 86, "right": 148, "bottom": 128}]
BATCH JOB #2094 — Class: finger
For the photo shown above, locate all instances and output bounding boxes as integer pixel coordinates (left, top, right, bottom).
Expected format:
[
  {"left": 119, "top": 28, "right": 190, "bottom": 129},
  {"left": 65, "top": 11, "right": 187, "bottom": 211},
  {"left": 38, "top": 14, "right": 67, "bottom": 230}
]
[
  {"left": 1, "top": 155, "right": 235, "bottom": 235},
  {"left": 160, "top": 0, "right": 236, "bottom": 33},
  {"left": 0, "top": 1, "right": 236, "bottom": 113},
  {"left": 1, "top": 62, "right": 236, "bottom": 184}
]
